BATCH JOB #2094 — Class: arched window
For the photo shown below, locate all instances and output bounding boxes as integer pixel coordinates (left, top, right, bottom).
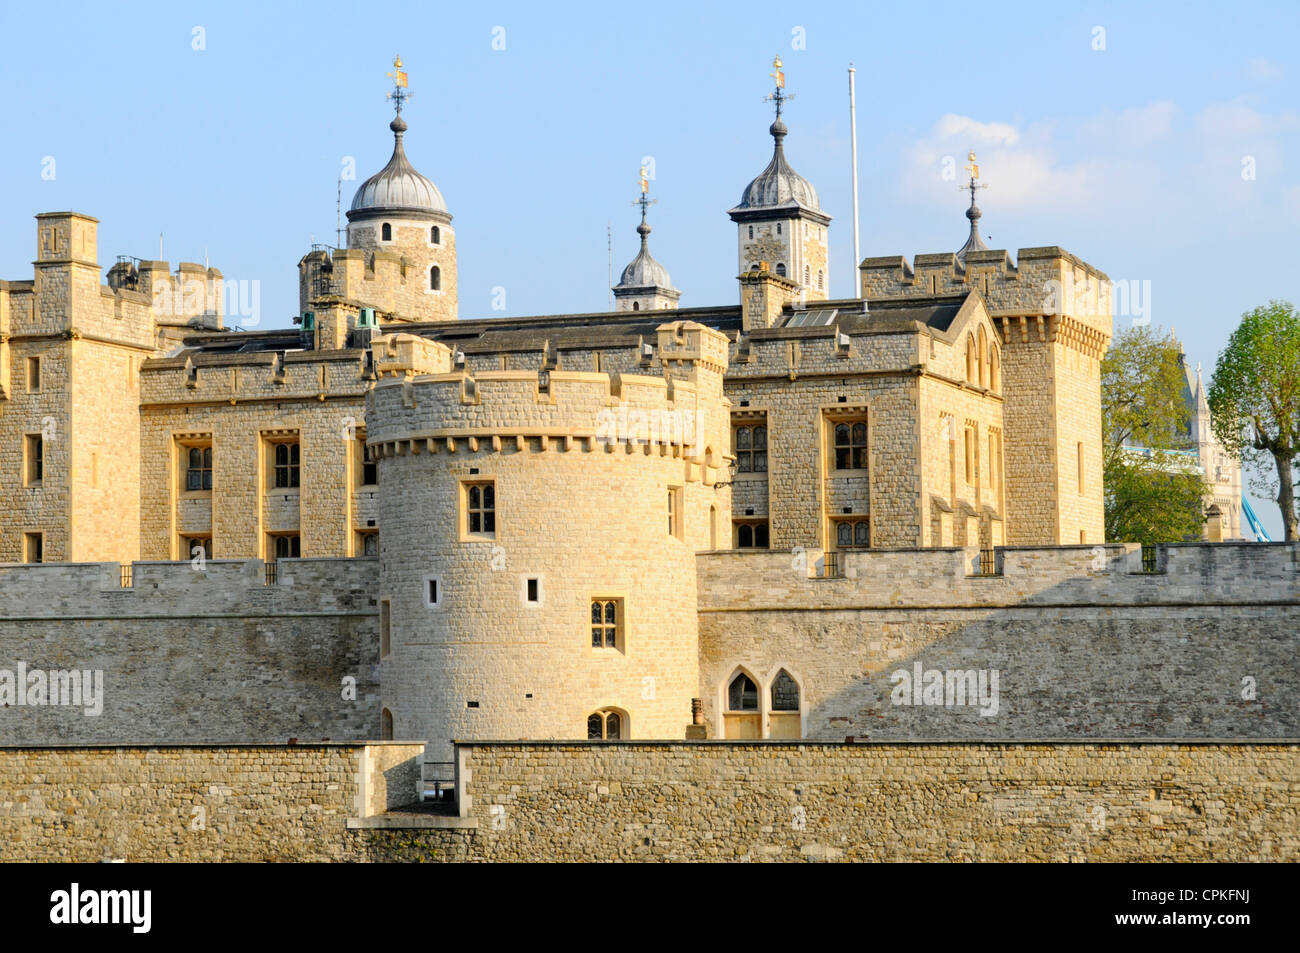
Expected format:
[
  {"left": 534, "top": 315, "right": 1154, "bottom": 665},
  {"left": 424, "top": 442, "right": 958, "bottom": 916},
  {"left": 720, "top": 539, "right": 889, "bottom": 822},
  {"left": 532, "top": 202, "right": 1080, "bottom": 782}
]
[
  {"left": 430, "top": 266, "right": 441, "bottom": 291},
  {"left": 728, "top": 673, "right": 759, "bottom": 711},
  {"left": 587, "top": 709, "right": 623, "bottom": 739},
  {"left": 381, "top": 223, "right": 392, "bottom": 241},
  {"left": 817, "top": 270, "right": 824, "bottom": 290},
  {"left": 738, "top": 524, "right": 753, "bottom": 547},
  {"left": 804, "top": 265, "right": 810, "bottom": 285},
  {"left": 771, "top": 670, "right": 800, "bottom": 711},
  {"left": 748, "top": 226, "right": 754, "bottom": 239},
  {"left": 775, "top": 262, "right": 786, "bottom": 277},
  {"left": 430, "top": 225, "right": 440, "bottom": 244},
  {"left": 989, "top": 344, "right": 1001, "bottom": 392},
  {"left": 186, "top": 446, "right": 212, "bottom": 491},
  {"left": 833, "top": 421, "right": 868, "bottom": 470},
  {"left": 734, "top": 425, "right": 767, "bottom": 473},
  {"left": 977, "top": 326, "right": 988, "bottom": 388},
  {"left": 632, "top": 301, "right": 639, "bottom": 311},
  {"left": 776, "top": 223, "right": 782, "bottom": 236},
  {"left": 966, "top": 334, "right": 977, "bottom": 384},
  {"left": 380, "top": 708, "right": 393, "bottom": 740}
]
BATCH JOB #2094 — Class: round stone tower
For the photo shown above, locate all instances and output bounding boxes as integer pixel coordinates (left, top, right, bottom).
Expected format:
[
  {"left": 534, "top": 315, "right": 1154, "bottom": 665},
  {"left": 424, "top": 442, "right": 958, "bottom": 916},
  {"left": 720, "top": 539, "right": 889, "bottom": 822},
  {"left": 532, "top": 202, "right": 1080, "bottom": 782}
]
[{"left": 365, "top": 322, "right": 732, "bottom": 759}]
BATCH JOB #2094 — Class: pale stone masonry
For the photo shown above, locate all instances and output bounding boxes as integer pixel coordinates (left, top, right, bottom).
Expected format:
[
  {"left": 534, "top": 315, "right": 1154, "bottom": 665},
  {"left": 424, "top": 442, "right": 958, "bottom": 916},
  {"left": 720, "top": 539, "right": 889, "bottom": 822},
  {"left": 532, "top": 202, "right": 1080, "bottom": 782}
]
[{"left": 0, "top": 741, "right": 1293, "bottom": 862}]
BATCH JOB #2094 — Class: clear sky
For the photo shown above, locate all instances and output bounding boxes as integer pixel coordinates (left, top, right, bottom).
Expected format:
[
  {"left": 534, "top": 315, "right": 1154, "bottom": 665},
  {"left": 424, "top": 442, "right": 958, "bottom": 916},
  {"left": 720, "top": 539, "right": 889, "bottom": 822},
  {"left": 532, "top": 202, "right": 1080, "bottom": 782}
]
[{"left": 3, "top": 0, "right": 1297, "bottom": 533}]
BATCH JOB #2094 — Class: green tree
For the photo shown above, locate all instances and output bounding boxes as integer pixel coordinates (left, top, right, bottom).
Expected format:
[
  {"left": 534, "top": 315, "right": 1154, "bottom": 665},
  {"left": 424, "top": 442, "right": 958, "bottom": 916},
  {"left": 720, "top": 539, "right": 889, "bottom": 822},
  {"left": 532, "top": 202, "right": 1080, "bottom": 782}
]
[
  {"left": 1101, "top": 325, "right": 1207, "bottom": 544},
  {"left": 1208, "top": 300, "right": 1300, "bottom": 541}
]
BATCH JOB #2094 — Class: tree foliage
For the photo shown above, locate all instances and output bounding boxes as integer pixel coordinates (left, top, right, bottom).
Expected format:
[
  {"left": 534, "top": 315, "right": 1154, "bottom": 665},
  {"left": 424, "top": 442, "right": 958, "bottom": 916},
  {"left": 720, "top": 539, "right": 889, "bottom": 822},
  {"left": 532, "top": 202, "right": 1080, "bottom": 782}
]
[
  {"left": 1208, "top": 300, "right": 1300, "bottom": 541},
  {"left": 1101, "top": 325, "right": 1206, "bottom": 544}
]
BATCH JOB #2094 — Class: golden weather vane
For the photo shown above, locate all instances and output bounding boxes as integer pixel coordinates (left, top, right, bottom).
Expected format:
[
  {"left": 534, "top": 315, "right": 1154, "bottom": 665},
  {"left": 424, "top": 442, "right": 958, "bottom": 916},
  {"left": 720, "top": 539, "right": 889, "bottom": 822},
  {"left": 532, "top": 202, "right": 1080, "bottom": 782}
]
[
  {"left": 386, "top": 55, "right": 411, "bottom": 114},
  {"left": 764, "top": 55, "right": 793, "bottom": 119},
  {"left": 639, "top": 165, "right": 649, "bottom": 194},
  {"left": 965, "top": 150, "right": 980, "bottom": 182}
]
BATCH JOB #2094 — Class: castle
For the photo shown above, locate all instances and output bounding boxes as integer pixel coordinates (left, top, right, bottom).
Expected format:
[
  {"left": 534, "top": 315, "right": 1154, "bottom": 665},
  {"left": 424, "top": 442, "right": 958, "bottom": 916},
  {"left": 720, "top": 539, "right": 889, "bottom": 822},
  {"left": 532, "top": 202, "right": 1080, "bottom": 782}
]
[{"left": 3, "top": 59, "right": 1275, "bottom": 763}]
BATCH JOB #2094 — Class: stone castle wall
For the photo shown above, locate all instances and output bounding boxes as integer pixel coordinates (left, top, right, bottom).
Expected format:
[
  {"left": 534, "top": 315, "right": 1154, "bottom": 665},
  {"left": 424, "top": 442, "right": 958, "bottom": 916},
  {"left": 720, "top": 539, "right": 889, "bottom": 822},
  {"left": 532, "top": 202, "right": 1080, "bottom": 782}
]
[
  {"left": 0, "top": 742, "right": 423, "bottom": 862},
  {"left": 0, "top": 558, "right": 380, "bottom": 744},
  {"left": 697, "top": 543, "right": 1300, "bottom": 740},
  {"left": 3, "top": 740, "right": 1291, "bottom": 861}
]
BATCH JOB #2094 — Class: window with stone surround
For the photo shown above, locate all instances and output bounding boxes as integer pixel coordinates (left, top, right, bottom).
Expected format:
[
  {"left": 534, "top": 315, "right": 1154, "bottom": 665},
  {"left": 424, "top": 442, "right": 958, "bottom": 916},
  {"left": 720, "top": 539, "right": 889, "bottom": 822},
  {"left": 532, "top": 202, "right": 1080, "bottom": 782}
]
[
  {"left": 430, "top": 226, "right": 440, "bottom": 245},
  {"left": 464, "top": 480, "right": 496, "bottom": 538},
  {"left": 24, "top": 434, "right": 42, "bottom": 485},
  {"left": 587, "top": 709, "right": 624, "bottom": 739},
  {"left": 989, "top": 343, "right": 1001, "bottom": 392},
  {"left": 357, "top": 530, "right": 378, "bottom": 557},
  {"left": 270, "top": 534, "right": 300, "bottom": 560},
  {"left": 734, "top": 423, "right": 767, "bottom": 473},
  {"left": 771, "top": 670, "right": 800, "bottom": 711},
  {"left": 380, "top": 599, "right": 391, "bottom": 657},
  {"left": 430, "top": 266, "right": 441, "bottom": 291},
  {"left": 271, "top": 441, "right": 300, "bottom": 489},
  {"left": 24, "top": 532, "right": 42, "bottom": 564},
  {"left": 977, "top": 326, "right": 989, "bottom": 388},
  {"left": 833, "top": 518, "right": 870, "bottom": 550},
  {"left": 381, "top": 223, "right": 392, "bottom": 242},
  {"left": 185, "top": 445, "right": 213, "bottom": 492},
  {"left": 775, "top": 262, "right": 786, "bottom": 277},
  {"left": 183, "top": 536, "right": 212, "bottom": 561},
  {"left": 590, "top": 598, "right": 622, "bottom": 650},
  {"left": 668, "top": 485, "right": 684, "bottom": 539},
  {"left": 381, "top": 708, "right": 394, "bottom": 740},
  {"left": 727, "top": 673, "right": 758, "bottom": 711},
  {"left": 964, "top": 424, "right": 977, "bottom": 485},
  {"left": 735, "top": 519, "right": 770, "bottom": 549},
  {"left": 832, "top": 420, "right": 868, "bottom": 471},
  {"left": 26, "top": 356, "right": 40, "bottom": 393},
  {"left": 966, "top": 333, "right": 977, "bottom": 384},
  {"left": 358, "top": 439, "right": 378, "bottom": 487}
]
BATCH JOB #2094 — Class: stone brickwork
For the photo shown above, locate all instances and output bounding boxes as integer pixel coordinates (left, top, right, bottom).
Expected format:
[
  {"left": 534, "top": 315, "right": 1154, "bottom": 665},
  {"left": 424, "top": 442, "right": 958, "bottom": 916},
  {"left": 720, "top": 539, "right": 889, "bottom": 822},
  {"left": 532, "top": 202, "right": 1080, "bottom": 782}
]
[
  {"left": 3, "top": 740, "right": 1291, "bottom": 861},
  {"left": 0, "top": 558, "right": 381, "bottom": 744},
  {"left": 697, "top": 543, "right": 1300, "bottom": 740},
  {"left": 367, "top": 741, "right": 1298, "bottom": 862},
  {"left": 860, "top": 248, "right": 1111, "bottom": 544},
  {"left": 0, "top": 742, "right": 423, "bottom": 862},
  {"left": 367, "top": 323, "right": 731, "bottom": 760},
  {"left": 138, "top": 349, "right": 371, "bottom": 559}
]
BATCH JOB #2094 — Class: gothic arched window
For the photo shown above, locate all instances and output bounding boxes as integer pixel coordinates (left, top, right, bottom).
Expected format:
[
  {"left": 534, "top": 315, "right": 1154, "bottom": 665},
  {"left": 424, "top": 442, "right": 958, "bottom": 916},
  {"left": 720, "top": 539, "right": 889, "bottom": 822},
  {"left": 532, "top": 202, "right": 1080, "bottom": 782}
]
[
  {"left": 771, "top": 670, "right": 800, "bottom": 711},
  {"left": 728, "top": 673, "right": 759, "bottom": 711}
]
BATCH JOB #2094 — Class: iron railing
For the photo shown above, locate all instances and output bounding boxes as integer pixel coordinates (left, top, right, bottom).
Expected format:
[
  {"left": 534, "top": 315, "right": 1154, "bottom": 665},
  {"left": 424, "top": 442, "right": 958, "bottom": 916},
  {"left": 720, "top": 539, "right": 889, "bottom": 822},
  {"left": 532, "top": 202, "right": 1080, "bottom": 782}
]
[
  {"left": 818, "top": 552, "right": 844, "bottom": 579},
  {"left": 265, "top": 562, "right": 278, "bottom": 586},
  {"left": 977, "top": 549, "right": 1000, "bottom": 576},
  {"left": 420, "top": 761, "right": 456, "bottom": 803},
  {"left": 1140, "top": 544, "right": 1161, "bottom": 573},
  {"left": 120, "top": 564, "right": 133, "bottom": 588}
]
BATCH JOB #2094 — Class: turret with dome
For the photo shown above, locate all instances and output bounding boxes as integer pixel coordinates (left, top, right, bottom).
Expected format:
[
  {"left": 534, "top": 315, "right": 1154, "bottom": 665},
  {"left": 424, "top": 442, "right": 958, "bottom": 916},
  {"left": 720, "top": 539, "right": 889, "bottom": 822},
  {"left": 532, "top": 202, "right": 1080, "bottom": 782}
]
[
  {"left": 728, "top": 57, "right": 831, "bottom": 301},
  {"left": 612, "top": 170, "right": 681, "bottom": 312},
  {"left": 338, "top": 56, "right": 457, "bottom": 323}
]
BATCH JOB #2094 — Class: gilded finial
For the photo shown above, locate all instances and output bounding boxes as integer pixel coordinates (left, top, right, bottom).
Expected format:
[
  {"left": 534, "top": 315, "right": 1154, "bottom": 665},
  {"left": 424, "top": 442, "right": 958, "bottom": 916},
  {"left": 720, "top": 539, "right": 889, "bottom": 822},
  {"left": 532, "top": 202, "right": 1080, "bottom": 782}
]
[
  {"left": 763, "top": 56, "right": 793, "bottom": 123},
  {"left": 771, "top": 56, "right": 785, "bottom": 89},
  {"left": 386, "top": 55, "right": 411, "bottom": 116}
]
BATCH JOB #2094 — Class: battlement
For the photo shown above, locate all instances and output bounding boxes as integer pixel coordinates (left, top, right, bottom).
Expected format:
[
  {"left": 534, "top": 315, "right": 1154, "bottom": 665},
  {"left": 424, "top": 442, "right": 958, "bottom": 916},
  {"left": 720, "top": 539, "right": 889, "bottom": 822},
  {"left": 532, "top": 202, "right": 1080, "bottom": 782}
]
[
  {"left": 0, "top": 557, "right": 377, "bottom": 618},
  {"left": 140, "top": 346, "right": 369, "bottom": 406},
  {"left": 860, "top": 246, "right": 1113, "bottom": 342},
  {"left": 367, "top": 364, "right": 731, "bottom": 473},
  {"left": 699, "top": 541, "right": 1300, "bottom": 610}
]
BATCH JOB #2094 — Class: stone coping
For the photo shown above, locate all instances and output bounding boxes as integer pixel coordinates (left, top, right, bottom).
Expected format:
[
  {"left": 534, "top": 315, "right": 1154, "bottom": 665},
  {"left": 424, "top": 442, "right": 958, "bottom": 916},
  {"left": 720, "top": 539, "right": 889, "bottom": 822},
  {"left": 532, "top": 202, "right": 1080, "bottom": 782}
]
[
  {"left": 0, "top": 740, "right": 426, "bottom": 750},
  {"left": 451, "top": 738, "right": 1300, "bottom": 747},
  {"left": 347, "top": 815, "right": 478, "bottom": 830}
]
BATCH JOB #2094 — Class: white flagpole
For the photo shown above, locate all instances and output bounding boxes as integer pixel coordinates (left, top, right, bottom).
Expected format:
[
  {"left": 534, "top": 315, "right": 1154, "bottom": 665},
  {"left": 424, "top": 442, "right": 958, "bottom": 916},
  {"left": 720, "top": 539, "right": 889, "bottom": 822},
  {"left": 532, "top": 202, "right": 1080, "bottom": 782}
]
[{"left": 848, "top": 64, "right": 861, "bottom": 298}]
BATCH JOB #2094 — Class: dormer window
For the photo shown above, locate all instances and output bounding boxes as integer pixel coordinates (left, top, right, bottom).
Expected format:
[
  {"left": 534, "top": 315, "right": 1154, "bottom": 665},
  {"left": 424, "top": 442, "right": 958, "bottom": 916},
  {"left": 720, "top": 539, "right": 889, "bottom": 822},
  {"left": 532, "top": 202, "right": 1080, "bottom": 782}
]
[{"left": 381, "top": 223, "right": 392, "bottom": 241}]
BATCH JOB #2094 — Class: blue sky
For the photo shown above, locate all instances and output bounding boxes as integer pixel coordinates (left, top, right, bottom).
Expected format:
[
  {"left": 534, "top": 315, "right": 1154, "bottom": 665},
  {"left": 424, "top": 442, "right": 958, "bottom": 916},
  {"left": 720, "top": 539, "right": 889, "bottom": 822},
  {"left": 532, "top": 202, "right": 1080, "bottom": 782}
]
[{"left": 3, "top": 0, "right": 1298, "bottom": 532}]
